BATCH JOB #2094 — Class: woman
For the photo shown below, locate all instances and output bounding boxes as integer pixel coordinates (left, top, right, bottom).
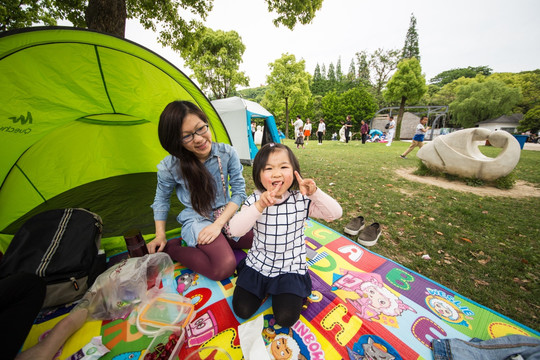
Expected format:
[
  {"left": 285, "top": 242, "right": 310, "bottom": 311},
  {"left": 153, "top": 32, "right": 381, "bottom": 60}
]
[{"left": 147, "top": 101, "right": 253, "bottom": 281}]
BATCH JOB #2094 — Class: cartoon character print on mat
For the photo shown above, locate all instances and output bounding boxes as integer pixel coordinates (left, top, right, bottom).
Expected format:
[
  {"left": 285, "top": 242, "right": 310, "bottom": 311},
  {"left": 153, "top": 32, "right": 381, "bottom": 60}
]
[
  {"left": 425, "top": 288, "right": 473, "bottom": 328},
  {"left": 185, "top": 310, "right": 219, "bottom": 347},
  {"left": 262, "top": 314, "right": 311, "bottom": 360},
  {"left": 176, "top": 271, "right": 199, "bottom": 294},
  {"left": 332, "top": 270, "right": 416, "bottom": 322},
  {"left": 111, "top": 351, "right": 141, "bottom": 360},
  {"left": 347, "top": 335, "right": 402, "bottom": 360}
]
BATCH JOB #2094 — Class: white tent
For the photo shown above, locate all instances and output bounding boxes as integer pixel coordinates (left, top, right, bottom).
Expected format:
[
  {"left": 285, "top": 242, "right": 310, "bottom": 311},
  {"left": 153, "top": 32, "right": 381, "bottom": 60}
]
[{"left": 212, "top": 97, "right": 280, "bottom": 164}]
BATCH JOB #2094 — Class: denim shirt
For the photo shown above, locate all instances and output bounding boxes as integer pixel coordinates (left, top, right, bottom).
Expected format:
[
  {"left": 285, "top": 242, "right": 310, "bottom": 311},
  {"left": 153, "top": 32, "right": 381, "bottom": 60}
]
[{"left": 151, "top": 142, "right": 246, "bottom": 246}]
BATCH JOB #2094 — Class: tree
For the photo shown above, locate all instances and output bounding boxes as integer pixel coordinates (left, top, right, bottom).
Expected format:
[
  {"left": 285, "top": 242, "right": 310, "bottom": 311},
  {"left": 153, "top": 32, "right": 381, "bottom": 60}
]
[
  {"left": 2, "top": 0, "right": 325, "bottom": 54},
  {"left": 370, "top": 48, "right": 401, "bottom": 96},
  {"left": 347, "top": 59, "right": 356, "bottom": 82},
  {"left": 429, "top": 66, "right": 492, "bottom": 87},
  {"left": 518, "top": 105, "right": 540, "bottom": 133},
  {"left": 264, "top": 53, "right": 311, "bottom": 137},
  {"left": 401, "top": 13, "right": 420, "bottom": 61},
  {"left": 311, "top": 63, "right": 326, "bottom": 96},
  {"left": 183, "top": 28, "right": 249, "bottom": 99},
  {"left": 355, "top": 50, "right": 371, "bottom": 86},
  {"left": 383, "top": 57, "right": 427, "bottom": 139},
  {"left": 339, "top": 87, "right": 378, "bottom": 128},
  {"left": 449, "top": 79, "right": 522, "bottom": 128},
  {"left": 489, "top": 70, "right": 540, "bottom": 114}
]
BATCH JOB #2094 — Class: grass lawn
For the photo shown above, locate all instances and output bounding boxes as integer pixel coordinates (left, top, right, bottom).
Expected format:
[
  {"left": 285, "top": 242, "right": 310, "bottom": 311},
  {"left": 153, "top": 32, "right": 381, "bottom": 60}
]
[{"left": 243, "top": 138, "right": 540, "bottom": 331}]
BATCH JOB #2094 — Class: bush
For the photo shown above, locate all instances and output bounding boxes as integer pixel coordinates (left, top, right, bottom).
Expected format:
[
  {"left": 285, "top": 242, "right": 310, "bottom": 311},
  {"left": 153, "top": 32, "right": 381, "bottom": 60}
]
[{"left": 495, "top": 172, "right": 517, "bottom": 189}]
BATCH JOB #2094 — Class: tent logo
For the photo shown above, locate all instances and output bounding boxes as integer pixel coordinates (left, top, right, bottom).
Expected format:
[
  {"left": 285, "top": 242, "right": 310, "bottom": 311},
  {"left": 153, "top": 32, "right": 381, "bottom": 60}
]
[
  {"left": 1, "top": 112, "right": 33, "bottom": 134},
  {"left": 10, "top": 111, "right": 33, "bottom": 125}
]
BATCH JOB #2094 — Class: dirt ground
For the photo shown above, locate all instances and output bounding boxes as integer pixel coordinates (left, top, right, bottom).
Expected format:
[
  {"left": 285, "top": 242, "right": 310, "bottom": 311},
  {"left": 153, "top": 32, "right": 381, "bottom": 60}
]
[{"left": 396, "top": 167, "right": 540, "bottom": 198}]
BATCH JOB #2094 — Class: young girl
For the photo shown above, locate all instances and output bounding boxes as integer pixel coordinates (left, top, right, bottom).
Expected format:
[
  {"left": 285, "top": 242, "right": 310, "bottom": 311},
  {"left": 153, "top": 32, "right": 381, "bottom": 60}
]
[
  {"left": 147, "top": 100, "right": 253, "bottom": 281},
  {"left": 229, "top": 143, "right": 342, "bottom": 327}
]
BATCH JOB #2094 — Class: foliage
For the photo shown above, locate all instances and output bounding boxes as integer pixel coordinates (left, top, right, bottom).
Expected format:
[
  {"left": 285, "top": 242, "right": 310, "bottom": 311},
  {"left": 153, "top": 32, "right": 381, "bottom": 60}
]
[
  {"left": 1, "top": 0, "right": 325, "bottom": 53},
  {"left": 368, "top": 48, "right": 401, "bottom": 96},
  {"left": 518, "top": 105, "right": 540, "bottom": 133},
  {"left": 401, "top": 13, "right": 420, "bottom": 62},
  {"left": 183, "top": 28, "right": 249, "bottom": 99},
  {"left": 429, "top": 66, "right": 493, "bottom": 87},
  {"left": 383, "top": 57, "right": 427, "bottom": 138},
  {"left": 237, "top": 86, "right": 268, "bottom": 103},
  {"left": 495, "top": 172, "right": 517, "bottom": 189},
  {"left": 489, "top": 70, "right": 540, "bottom": 114},
  {"left": 263, "top": 53, "right": 311, "bottom": 137},
  {"left": 449, "top": 79, "right": 522, "bottom": 128},
  {"left": 265, "top": 0, "right": 324, "bottom": 29},
  {"left": 0, "top": 0, "right": 87, "bottom": 31}
]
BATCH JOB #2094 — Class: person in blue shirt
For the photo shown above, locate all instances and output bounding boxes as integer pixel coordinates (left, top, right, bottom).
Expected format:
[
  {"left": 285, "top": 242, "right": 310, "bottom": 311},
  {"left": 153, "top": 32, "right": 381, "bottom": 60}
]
[{"left": 147, "top": 101, "right": 253, "bottom": 281}]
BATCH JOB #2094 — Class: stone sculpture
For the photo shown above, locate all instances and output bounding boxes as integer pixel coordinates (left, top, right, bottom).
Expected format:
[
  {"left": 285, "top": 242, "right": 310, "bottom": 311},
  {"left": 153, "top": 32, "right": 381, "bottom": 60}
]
[{"left": 417, "top": 128, "right": 521, "bottom": 181}]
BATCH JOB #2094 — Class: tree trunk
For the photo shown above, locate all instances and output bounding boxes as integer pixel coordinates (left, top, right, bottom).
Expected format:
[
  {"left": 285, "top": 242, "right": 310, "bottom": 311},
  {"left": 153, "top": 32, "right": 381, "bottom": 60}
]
[
  {"left": 285, "top": 97, "right": 290, "bottom": 139},
  {"left": 396, "top": 96, "right": 406, "bottom": 140},
  {"left": 86, "top": 0, "right": 126, "bottom": 38}
]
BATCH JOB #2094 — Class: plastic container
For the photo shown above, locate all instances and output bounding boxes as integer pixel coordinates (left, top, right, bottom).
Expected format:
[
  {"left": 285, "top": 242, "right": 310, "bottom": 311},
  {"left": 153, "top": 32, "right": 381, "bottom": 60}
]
[
  {"left": 144, "top": 328, "right": 185, "bottom": 360},
  {"left": 137, "top": 292, "right": 195, "bottom": 336},
  {"left": 124, "top": 229, "right": 149, "bottom": 257}
]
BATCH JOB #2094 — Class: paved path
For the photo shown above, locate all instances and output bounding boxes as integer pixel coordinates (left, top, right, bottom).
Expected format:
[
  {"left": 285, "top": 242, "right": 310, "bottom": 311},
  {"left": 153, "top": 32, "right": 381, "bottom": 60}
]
[{"left": 523, "top": 142, "right": 540, "bottom": 151}]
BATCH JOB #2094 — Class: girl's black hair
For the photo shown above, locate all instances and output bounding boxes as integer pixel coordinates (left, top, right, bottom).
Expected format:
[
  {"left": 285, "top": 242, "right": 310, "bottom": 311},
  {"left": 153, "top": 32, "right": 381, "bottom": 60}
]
[
  {"left": 252, "top": 143, "right": 301, "bottom": 192},
  {"left": 158, "top": 100, "right": 216, "bottom": 216}
]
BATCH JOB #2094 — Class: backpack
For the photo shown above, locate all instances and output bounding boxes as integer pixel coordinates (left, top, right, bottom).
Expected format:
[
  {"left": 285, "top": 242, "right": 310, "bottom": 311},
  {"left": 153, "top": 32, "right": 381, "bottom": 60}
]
[
  {"left": 385, "top": 122, "right": 390, "bottom": 129},
  {"left": 0, "top": 208, "right": 106, "bottom": 308}
]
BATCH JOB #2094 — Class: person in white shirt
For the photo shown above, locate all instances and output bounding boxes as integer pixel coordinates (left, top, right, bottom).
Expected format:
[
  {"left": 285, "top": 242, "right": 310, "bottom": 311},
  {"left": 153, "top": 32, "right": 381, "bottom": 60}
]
[
  {"left": 386, "top": 116, "right": 396, "bottom": 146},
  {"left": 317, "top": 118, "right": 326, "bottom": 144}
]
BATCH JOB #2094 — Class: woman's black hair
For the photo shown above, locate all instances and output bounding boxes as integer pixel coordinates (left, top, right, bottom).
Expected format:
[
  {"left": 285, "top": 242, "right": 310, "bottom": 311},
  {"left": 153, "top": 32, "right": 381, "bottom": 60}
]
[
  {"left": 252, "top": 143, "right": 301, "bottom": 192},
  {"left": 158, "top": 100, "right": 216, "bottom": 216}
]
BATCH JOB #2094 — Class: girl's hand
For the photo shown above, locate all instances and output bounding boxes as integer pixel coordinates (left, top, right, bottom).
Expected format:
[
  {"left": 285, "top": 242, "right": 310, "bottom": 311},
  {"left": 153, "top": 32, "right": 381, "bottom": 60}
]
[
  {"left": 295, "top": 171, "right": 317, "bottom": 196},
  {"left": 197, "top": 222, "right": 222, "bottom": 245},
  {"left": 255, "top": 183, "right": 281, "bottom": 212},
  {"left": 147, "top": 234, "right": 167, "bottom": 253}
]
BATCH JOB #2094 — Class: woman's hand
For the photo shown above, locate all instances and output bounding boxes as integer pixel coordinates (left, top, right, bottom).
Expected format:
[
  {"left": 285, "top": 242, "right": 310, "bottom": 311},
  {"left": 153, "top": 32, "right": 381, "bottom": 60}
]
[
  {"left": 295, "top": 171, "right": 317, "bottom": 196},
  {"left": 197, "top": 222, "right": 222, "bottom": 245},
  {"left": 147, "top": 234, "right": 167, "bottom": 253}
]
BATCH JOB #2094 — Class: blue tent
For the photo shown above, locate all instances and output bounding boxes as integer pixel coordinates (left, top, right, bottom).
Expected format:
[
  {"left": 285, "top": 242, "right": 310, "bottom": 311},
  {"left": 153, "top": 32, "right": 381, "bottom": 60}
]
[{"left": 212, "top": 97, "right": 280, "bottom": 164}]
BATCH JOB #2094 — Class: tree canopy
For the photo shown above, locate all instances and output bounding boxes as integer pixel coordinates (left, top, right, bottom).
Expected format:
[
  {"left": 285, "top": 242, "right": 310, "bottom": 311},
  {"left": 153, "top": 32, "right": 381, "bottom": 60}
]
[
  {"left": 1, "top": 0, "right": 325, "bottom": 53},
  {"left": 449, "top": 79, "right": 522, "bottom": 128},
  {"left": 263, "top": 53, "right": 311, "bottom": 137},
  {"left": 429, "top": 66, "right": 492, "bottom": 87},
  {"left": 183, "top": 28, "right": 249, "bottom": 99},
  {"left": 384, "top": 57, "right": 427, "bottom": 138},
  {"left": 401, "top": 13, "right": 420, "bottom": 62}
]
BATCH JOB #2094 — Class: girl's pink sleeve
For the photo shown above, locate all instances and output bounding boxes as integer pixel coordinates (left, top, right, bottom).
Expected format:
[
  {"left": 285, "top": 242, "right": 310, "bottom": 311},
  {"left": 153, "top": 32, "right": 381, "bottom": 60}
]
[
  {"left": 308, "top": 188, "right": 342, "bottom": 221},
  {"left": 229, "top": 203, "right": 261, "bottom": 237}
]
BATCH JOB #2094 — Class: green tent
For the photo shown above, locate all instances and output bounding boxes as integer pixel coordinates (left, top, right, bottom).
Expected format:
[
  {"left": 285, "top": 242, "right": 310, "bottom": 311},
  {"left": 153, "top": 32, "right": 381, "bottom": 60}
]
[{"left": 0, "top": 27, "right": 230, "bottom": 255}]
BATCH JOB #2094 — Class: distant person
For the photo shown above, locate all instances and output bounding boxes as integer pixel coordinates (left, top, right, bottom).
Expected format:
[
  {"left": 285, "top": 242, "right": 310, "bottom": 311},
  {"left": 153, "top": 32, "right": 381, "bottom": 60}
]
[
  {"left": 295, "top": 127, "right": 304, "bottom": 149},
  {"left": 292, "top": 115, "right": 303, "bottom": 141},
  {"left": 229, "top": 143, "right": 342, "bottom": 327},
  {"left": 251, "top": 120, "right": 256, "bottom": 140},
  {"left": 344, "top": 115, "right": 353, "bottom": 143},
  {"left": 332, "top": 132, "right": 338, "bottom": 141},
  {"left": 303, "top": 118, "right": 312, "bottom": 144},
  {"left": 317, "top": 118, "right": 326, "bottom": 145},
  {"left": 386, "top": 116, "right": 396, "bottom": 146},
  {"left": 400, "top": 116, "right": 430, "bottom": 159},
  {"left": 360, "top": 120, "right": 369, "bottom": 144}
]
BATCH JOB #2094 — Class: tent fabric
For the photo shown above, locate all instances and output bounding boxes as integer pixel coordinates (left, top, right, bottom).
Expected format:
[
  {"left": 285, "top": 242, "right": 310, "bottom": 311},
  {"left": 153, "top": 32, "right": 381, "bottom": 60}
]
[
  {"left": 0, "top": 27, "right": 231, "bottom": 255},
  {"left": 211, "top": 96, "right": 280, "bottom": 164}
]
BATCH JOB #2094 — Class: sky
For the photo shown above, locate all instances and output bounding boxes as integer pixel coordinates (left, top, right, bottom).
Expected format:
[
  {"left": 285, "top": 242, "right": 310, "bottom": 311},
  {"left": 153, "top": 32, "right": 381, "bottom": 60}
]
[{"left": 124, "top": 0, "right": 540, "bottom": 89}]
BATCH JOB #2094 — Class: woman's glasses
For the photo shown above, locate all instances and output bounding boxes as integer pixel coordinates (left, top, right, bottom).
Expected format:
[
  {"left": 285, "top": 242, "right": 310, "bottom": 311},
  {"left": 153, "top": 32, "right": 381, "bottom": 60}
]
[{"left": 182, "top": 124, "right": 209, "bottom": 144}]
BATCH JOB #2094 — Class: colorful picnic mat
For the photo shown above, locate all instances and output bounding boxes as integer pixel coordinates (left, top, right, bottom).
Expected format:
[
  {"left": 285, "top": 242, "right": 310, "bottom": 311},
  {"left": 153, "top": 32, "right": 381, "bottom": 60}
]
[{"left": 23, "top": 219, "right": 539, "bottom": 359}]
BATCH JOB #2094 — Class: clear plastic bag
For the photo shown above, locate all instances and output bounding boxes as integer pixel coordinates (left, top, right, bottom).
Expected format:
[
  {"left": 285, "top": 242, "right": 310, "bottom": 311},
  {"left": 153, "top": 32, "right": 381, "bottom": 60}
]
[{"left": 83, "top": 253, "right": 175, "bottom": 320}]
